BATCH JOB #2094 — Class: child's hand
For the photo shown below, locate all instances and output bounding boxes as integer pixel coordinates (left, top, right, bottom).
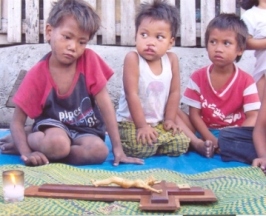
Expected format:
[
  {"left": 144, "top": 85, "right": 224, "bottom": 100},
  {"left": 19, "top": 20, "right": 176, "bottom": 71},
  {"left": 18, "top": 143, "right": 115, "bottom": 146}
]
[
  {"left": 21, "top": 152, "right": 49, "bottom": 166},
  {"left": 163, "top": 120, "right": 181, "bottom": 135},
  {"left": 137, "top": 125, "right": 158, "bottom": 145},
  {"left": 112, "top": 146, "right": 144, "bottom": 166},
  {"left": 252, "top": 158, "right": 266, "bottom": 174}
]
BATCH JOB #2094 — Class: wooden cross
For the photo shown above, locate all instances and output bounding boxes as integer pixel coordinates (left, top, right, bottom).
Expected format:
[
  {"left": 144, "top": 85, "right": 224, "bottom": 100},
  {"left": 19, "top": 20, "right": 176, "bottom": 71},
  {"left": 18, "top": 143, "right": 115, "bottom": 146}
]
[{"left": 24, "top": 180, "right": 217, "bottom": 211}]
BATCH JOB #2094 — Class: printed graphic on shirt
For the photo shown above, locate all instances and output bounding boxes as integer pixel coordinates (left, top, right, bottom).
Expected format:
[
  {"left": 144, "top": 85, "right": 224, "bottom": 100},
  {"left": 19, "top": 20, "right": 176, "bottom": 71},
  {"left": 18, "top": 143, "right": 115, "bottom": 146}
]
[
  {"left": 139, "top": 80, "right": 165, "bottom": 118},
  {"left": 200, "top": 94, "right": 241, "bottom": 127},
  {"left": 58, "top": 97, "right": 99, "bottom": 127}
]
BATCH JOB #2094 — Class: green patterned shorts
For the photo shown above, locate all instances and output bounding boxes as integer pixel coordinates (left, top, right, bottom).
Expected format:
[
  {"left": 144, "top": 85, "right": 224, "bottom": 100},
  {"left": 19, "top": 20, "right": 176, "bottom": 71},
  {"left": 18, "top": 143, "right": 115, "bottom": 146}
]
[{"left": 118, "top": 122, "right": 190, "bottom": 158}]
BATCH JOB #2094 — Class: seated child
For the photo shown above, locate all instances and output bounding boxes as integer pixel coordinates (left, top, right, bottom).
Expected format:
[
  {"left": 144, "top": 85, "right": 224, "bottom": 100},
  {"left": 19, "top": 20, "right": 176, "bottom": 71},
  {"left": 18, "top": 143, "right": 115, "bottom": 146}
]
[
  {"left": 116, "top": 0, "right": 213, "bottom": 159},
  {"left": 0, "top": 0, "right": 143, "bottom": 167},
  {"left": 181, "top": 13, "right": 261, "bottom": 163}
]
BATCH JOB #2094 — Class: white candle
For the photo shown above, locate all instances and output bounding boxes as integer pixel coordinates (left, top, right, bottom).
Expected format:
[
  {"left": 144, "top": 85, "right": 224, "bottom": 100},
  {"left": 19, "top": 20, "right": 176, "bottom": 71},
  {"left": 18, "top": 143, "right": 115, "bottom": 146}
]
[
  {"left": 2, "top": 170, "right": 24, "bottom": 203},
  {"left": 3, "top": 185, "right": 24, "bottom": 202}
]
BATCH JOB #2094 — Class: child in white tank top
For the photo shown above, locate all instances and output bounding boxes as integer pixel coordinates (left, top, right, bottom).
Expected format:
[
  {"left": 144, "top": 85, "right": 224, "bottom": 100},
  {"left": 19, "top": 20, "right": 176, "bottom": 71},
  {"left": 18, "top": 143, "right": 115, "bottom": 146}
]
[{"left": 116, "top": 0, "right": 213, "bottom": 158}]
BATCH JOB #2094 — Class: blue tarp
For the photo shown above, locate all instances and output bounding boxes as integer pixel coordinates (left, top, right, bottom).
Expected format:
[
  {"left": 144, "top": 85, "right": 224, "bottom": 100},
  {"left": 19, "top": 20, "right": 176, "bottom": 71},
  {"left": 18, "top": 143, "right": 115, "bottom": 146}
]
[{"left": 0, "top": 130, "right": 248, "bottom": 174}]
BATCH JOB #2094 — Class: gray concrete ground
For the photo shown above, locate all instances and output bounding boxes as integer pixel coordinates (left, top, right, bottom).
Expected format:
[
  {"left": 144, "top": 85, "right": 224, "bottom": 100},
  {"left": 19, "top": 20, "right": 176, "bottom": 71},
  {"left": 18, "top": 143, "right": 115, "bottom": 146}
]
[{"left": 0, "top": 44, "right": 256, "bottom": 126}]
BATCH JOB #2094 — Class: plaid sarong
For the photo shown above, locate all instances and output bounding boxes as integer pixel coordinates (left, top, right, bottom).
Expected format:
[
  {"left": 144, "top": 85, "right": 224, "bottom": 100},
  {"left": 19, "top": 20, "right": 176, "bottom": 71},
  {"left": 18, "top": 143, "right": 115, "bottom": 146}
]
[{"left": 118, "top": 122, "right": 190, "bottom": 158}]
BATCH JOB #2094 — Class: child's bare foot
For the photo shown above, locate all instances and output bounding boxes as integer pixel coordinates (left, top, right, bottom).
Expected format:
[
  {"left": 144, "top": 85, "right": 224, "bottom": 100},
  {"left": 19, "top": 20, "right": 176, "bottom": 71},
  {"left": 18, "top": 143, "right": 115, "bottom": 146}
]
[
  {"left": 0, "top": 135, "right": 19, "bottom": 155},
  {"left": 192, "top": 140, "right": 214, "bottom": 158}
]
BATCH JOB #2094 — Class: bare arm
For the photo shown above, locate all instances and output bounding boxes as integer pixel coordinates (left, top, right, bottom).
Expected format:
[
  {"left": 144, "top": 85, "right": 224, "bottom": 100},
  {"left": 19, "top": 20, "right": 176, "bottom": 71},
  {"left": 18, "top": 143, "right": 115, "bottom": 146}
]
[
  {"left": 10, "top": 106, "right": 49, "bottom": 166},
  {"left": 95, "top": 86, "right": 143, "bottom": 166},
  {"left": 252, "top": 86, "right": 266, "bottom": 172},
  {"left": 253, "top": 88, "right": 266, "bottom": 158},
  {"left": 162, "top": 52, "right": 181, "bottom": 134},
  {"left": 246, "top": 35, "right": 266, "bottom": 50},
  {"left": 164, "top": 52, "right": 180, "bottom": 121},
  {"left": 242, "top": 110, "right": 258, "bottom": 127},
  {"left": 123, "top": 52, "right": 149, "bottom": 128},
  {"left": 189, "top": 106, "right": 218, "bottom": 147},
  {"left": 10, "top": 106, "right": 32, "bottom": 156},
  {"left": 161, "top": 52, "right": 182, "bottom": 134}
]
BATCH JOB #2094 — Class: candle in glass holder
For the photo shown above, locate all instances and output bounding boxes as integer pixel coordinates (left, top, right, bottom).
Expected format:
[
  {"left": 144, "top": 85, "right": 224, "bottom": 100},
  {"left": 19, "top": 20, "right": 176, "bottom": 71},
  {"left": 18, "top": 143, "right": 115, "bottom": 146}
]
[{"left": 2, "top": 170, "right": 24, "bottom": 203}]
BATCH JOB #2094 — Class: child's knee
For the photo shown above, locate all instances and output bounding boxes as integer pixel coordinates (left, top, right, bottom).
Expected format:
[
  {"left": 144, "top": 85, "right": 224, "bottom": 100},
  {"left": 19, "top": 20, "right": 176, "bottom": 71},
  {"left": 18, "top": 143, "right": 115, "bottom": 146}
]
[
  {"left": 42, "top": 134, "right": 71, "bottom": 158},
  {"left": 93, "top": 150, "right": 108, "bottom": 164},
  {"left": 118, "top": 122, "right": 158, "bottom": 157},
  {"left": 93, "top": 141, "right": 109, "bottom": 160},
  {"left": 86, "top": 147, "right": 108, "bottom": 164},
  {"left": 157, "top": 132, "right": 190, "bottom": 156},
  {"left": 122, "top": 141, "right": 158, "bottom": 158},
  {"left": 77, "top": 138, "right": 109, "bottom": 164}
]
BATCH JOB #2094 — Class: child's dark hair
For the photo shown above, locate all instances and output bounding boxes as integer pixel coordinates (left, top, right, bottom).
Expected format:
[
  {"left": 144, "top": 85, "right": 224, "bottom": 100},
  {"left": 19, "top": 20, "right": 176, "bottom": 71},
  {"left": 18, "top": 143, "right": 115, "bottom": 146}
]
[
  {"left": 47, "top": 0, "right": 100, "bottom": 40},
  {"left": 205, "top": 13, "right": 248, "bottom": 62},
  {"left": 240, "top": 0, "right": 258, "bottom": 10},
  {"left": 135, "top": 0, "right": 179, "bottom": 38}
]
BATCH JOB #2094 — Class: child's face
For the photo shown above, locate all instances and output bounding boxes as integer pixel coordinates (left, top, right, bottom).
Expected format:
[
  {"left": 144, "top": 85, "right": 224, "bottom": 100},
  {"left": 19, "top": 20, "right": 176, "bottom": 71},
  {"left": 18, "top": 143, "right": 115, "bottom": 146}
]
[
  {"left": 136, "top": 17, "right": 174, "bottom": 61},
  {"left": 207, "top": 28, "right": 243, "bottom": 67},
  {"left": 46, "top": 16, "right": 89, "bottom": 66}
]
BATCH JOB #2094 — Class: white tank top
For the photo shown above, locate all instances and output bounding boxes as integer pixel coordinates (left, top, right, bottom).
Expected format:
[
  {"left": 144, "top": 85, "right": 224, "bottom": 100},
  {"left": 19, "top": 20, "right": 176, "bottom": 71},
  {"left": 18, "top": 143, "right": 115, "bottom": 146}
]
[{"left": 116, "top": 52, "right": 172, "bottom": 126}]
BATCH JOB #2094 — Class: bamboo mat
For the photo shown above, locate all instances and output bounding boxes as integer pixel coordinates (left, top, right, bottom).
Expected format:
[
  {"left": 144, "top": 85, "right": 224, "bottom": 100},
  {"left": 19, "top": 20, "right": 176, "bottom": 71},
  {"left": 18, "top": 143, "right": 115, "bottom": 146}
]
[{"left": 0, "top": 163, "right": 266, "bottom": 215}]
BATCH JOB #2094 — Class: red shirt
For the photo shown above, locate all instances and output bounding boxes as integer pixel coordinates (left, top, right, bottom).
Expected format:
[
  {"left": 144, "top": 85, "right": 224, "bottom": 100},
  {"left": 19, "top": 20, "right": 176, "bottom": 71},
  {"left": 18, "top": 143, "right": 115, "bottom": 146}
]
[
  {"left": 181, "top": 64, "right": 260, "bottom": 128},
  {"left": 13, "top": 49, "right": 113, "bottom": 138}
]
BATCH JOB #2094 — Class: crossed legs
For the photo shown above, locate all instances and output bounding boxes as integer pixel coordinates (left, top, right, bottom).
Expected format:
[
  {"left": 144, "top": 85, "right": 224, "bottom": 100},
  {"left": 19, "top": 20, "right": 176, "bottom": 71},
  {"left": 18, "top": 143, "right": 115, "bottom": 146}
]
[{"left": 0, "top": 126, "right": 108, "bottom": 165}]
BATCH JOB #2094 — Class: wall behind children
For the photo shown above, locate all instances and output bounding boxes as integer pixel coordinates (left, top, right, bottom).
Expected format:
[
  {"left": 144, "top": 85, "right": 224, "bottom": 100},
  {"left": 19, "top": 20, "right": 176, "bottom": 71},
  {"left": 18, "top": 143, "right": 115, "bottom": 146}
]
[{"left": 0, "top": 0, "right": 255, "bottom": 126}]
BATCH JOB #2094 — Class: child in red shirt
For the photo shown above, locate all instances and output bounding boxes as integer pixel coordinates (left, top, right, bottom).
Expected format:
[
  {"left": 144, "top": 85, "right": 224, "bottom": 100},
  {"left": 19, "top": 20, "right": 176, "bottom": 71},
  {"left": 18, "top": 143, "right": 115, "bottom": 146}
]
[{"left": 182, "top": 13, "right": 261, "bottom": 163}]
